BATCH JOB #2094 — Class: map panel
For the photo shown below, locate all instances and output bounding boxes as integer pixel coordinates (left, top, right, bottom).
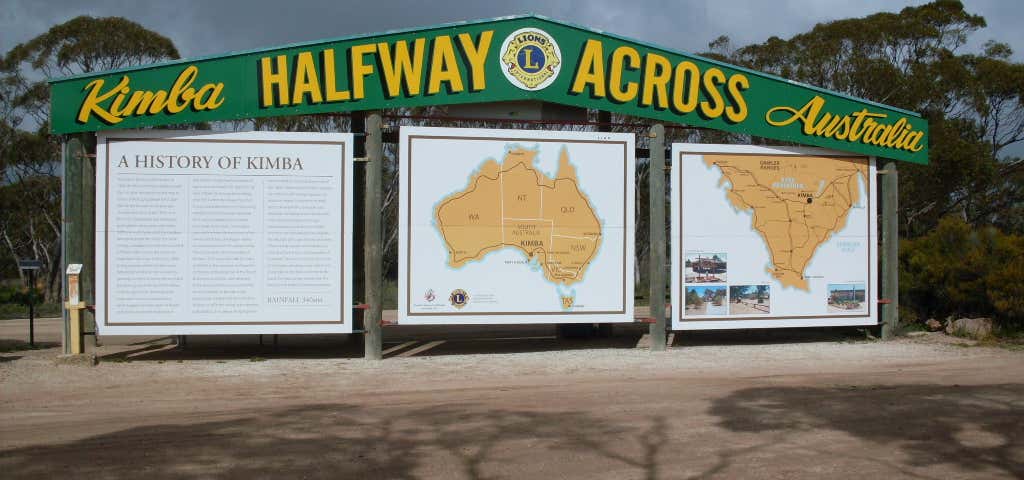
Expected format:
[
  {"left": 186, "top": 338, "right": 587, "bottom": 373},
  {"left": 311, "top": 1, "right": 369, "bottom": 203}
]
[
  {"left": 399, "top": 127, "right": 635, "bottom": 324},
  {"left": 671, "top": 144, "right": 877, "bottom": 330}
]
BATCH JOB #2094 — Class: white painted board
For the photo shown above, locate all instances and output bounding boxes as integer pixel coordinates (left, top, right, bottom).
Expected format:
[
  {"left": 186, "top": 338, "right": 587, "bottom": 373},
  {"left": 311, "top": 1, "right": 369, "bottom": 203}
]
[{"left": 95, "top": 130, "right": 353, "bottom": 334}]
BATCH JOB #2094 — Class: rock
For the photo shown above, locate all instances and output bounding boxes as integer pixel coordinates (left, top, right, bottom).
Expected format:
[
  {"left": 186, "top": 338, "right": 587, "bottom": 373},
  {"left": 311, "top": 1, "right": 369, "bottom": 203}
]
[
  {"left": 925, "top": 318, "right": 943, "bottom": 331},
  {"left": 54, "top": 353, "right": 98, "bottom": 366},
  {"left": 944, "top": 317, "right": 994, "bottom": 339}
]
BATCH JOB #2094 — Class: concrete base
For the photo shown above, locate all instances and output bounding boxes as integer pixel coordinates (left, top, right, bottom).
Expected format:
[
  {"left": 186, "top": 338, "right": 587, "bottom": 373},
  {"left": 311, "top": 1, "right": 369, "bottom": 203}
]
[{"left": 54, "top": 353, "right": 97, "bottom": 366}]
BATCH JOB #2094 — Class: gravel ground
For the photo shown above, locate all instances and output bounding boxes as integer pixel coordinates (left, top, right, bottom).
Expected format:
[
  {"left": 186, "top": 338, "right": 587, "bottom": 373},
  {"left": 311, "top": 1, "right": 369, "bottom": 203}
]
[{"left": 1, "top": 317, "right": 1022, "bottom": 479}]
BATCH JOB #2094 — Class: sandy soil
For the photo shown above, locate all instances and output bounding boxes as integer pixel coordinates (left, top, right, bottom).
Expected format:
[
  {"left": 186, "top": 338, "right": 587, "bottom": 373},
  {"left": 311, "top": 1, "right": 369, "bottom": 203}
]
[{"left": 1, "top": 317, "right": 1022, "bottom": 479}]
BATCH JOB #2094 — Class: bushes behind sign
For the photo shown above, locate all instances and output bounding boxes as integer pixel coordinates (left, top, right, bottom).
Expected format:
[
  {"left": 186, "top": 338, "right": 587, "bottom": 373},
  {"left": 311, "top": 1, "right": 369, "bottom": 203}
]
[{"left": 900, "top": 216, "right": 1024, "bottom": 329}]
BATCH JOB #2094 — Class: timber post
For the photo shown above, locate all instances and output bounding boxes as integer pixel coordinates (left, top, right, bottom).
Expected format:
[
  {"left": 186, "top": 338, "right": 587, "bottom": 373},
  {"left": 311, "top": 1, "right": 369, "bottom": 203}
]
[
  {"left": 648, "top": 124, "right": 667, "bottom": 351},
  {"left": 61, "top": 138, "right": 86, "bottom": 354},
  {"left": 81, "top": 137, "right": 97, "bottom": 346},
  {"left": 881, "top": 160, "right": 899, "bottom": 340},
  {"left": 363, "top": 111, "right": 384, "bottom": 360}
]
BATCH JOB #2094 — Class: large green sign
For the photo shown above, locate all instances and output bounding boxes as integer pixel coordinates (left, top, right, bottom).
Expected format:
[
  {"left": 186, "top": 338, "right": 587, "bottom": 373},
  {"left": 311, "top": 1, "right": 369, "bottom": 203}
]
[{"left": 49, "top": 15, "right": 928, "bottom": 164}]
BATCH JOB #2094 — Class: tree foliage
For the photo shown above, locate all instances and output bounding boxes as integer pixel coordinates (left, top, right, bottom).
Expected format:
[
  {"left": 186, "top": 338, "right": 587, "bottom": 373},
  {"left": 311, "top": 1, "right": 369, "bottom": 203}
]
[
  {"left": 1, "top": 17, "right": 180, "bottom": 299},
  {"left": 709, "top": 0, "right": 1024, "bottom": 237},
  {"left": 901, "top": 216, "right": 1024, "bottom": 326}
]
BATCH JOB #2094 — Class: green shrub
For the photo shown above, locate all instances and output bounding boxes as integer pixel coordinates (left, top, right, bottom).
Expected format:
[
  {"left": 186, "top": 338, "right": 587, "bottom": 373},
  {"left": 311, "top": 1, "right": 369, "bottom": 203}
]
[{"left": 901, "top": 216, "right": 1024, "bottom": 327}]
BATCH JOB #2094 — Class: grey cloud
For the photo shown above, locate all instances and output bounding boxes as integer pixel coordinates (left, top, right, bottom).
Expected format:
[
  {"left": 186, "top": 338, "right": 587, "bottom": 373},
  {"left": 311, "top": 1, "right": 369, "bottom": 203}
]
[{"left": 3, "top": 0, "right": 1020, "bottom": 62}]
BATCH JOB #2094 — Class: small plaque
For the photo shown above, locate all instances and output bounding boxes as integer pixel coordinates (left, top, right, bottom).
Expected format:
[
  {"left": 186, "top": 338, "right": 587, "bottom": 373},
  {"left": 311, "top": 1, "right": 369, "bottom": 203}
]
[{"left": 18, "top": 259, "right": 43, "bottom": 270}]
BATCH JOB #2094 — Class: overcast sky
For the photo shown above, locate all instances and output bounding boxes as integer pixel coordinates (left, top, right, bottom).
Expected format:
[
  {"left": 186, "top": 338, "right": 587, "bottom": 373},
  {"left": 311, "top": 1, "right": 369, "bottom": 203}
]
[{"left": 3, "top": 0, "right": 1021, "bottom": 64}]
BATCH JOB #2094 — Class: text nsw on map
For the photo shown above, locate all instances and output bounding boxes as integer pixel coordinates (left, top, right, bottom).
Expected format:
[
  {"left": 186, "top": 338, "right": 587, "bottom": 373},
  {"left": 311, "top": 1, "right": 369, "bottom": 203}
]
[
  {"left": 435, "top": 146, "right": 602, "bottom": 302},
  {"left": 705, "top": 154, "right": 869, "bottom": 291}
]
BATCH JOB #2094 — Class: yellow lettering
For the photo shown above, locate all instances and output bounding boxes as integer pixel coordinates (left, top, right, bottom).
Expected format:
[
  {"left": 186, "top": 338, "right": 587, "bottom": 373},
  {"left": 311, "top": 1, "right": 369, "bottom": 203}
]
[
  {"left": 321, "top": 49, "right": 351, "bottom": 102},
  {"left": 767, "top": 96, "right": 824, "bottom": 133},
  {"left": 377, "top": 39, "right": 425, "bottom": 97},
  {"left": 165, "top": 65, "right": 198, "bottom": 113},
  {"left": 699, "top": 68, "right": 726, "bottom": 118},
  {"left": 292, "top": 51, "right": 323, "bottom": 104},
  {"left": 107, "top": 83, "right": 132, "bottom": 117},
  {"left": 195, "top": 83, "right": 224, "bottom": 110},
  {"left": 671, "top": 61, "right": 700, "bottom": 114},
  {"left": 766, "top": 96, "right": 925, "bottom": 153},
  {"left": 77, "top": 77, "right": 128, "bottom": 124},
  {"left": 640, "top": 53, "right": 671, "bottom": 109},
  {"left": 260, "top": 55, "right": 289, "bottom": 107},
  {"left": 724, "top": 74, "right": 749, "bottom": 123},
  {"left": 570, "top": 39, "right": 606, "bottom": 98},
  {"left": 609, "top": 46, "right": 640, "bottom": 103},
  {"left": 350, "top": 44, "right": 377, "bottom": 100},
  {"left": 76, "top": 65, "right": 225, "bottom": 124},
  {"left": 458, "top": 31, "right": 492, "bottom": 92},
  {"left": 427, "top": 35, "right": 464, "bottom": 95}
]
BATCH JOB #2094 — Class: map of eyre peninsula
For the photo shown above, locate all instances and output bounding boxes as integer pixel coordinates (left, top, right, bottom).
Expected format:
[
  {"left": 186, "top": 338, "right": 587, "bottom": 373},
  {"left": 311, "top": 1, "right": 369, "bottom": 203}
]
[
  {"left": 705, "top": 154, "right": 868, "bottom": 291},
  {"left": 435, "top": 146, "right": 602, "bottom": 304}
]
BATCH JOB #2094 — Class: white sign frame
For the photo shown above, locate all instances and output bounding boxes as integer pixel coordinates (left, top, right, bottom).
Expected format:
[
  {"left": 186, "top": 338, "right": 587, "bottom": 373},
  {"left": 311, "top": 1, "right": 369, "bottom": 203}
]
[
  {"left": 671, "top": 143, "right": 878, "bottom": 330},
  {"left": 96, "top": 130, "right": 353, "bottom": 335},
  {"left": 399, "top": 126, "right": 635, "bottom": 325}
]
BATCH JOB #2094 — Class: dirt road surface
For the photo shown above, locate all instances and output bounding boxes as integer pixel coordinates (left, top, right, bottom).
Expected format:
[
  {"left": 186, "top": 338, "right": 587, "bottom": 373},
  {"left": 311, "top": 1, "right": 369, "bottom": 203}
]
[{"left": 1, "top": 317, "right": 1022, "bottom": 479}]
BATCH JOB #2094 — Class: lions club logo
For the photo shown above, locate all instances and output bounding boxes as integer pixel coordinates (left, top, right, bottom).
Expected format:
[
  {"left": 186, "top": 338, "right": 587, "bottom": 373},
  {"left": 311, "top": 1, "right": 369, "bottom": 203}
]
[
  {"left": 449, "top": 289, "right": 469, "bottom": 309},
  {"left": 500, "top": 28, "right": 561, "bottom": 91}
]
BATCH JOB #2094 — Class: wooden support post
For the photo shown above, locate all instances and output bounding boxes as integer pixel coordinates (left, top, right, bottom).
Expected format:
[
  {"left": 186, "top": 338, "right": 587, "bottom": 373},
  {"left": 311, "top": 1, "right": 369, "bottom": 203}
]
[
  {"left": 351, "top": 111, "right": 366, "bottom": 303},
  {"left": 363, "top": 112, "right": 384, "bottom": 360},
  {"left": 66, "top": 301, "right": 86, "bottom": 354},
  {"left": 28, "top": 269, "right": 36, "bottom": 347},
  {"left": 61, "top": 139, "right": 86, "bottom": 354},
  {"left": 648, "top": 124, "right": 667, "bottom": 351},
  {"left": 82, "top": 137, "right": 97, "bottom": 346},
  {"left": 881, "top": 160, "right": 899, "bottom": 340}
]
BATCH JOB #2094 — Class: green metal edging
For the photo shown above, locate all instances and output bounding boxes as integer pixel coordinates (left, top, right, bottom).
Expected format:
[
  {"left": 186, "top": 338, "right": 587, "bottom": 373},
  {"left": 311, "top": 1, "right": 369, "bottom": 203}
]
[{"left": 48, "top": 14, "right": 928, "bottom": 163}]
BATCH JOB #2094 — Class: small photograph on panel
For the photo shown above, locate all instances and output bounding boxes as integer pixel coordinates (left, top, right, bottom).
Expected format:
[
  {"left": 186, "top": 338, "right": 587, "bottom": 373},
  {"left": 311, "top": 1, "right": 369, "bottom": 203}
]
[
  {"left": 684, "top": 253, "right": 727, "bottom": 283},
  {"left": 729, "top": 285, "right": 770, "bottom": 315},
  {"left": 827, "top": 283, "right": 867, "bottom": 313},
  {"left": 685, "top": 286, "right": 728, "bottom": 316}
]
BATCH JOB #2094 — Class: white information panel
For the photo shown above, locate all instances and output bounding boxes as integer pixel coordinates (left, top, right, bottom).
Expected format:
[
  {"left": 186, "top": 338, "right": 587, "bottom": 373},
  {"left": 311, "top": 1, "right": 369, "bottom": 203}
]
[
  {"left": 671, "top": 144, "right": 877, "bottom": 330},
  {"left": 96, "top": 131, "right": 353, "bottom": 334},
  {"left": 399, "top": 127, "right": 635, "bottom": 324}
]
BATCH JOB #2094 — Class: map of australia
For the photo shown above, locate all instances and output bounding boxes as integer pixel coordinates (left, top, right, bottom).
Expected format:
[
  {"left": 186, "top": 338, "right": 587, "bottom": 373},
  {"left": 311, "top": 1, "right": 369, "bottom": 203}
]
[
  {"left": 435, "top": 146, "right": 602, "bottom": 295},
  {"left": 705, "top": 154, "right": 868, "bottom": 291}
]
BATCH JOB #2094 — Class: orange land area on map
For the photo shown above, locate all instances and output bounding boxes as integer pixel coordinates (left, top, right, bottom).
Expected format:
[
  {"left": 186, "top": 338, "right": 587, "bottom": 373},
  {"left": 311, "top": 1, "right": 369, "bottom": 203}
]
[
  {"left": 435, "top": 146, "right": 601, "bottom": 286},
  {"left": 705, "top": 154, "right": 868, "bottom": 291}
]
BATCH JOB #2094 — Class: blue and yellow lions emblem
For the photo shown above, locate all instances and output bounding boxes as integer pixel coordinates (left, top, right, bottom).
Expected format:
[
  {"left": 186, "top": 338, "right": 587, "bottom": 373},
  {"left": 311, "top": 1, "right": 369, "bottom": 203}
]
[
  {"left": 449, "top": 289, "right": 469, "bottom": 309},
  {"left": 500, "top": 28, "right": 562, "bottom": 91}
]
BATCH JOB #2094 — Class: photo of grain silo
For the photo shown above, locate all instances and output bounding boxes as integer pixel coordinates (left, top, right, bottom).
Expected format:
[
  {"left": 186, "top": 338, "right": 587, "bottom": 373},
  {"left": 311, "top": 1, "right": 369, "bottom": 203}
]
[{"left": 684, "top": 253, "right": 727, "bottom": 283}]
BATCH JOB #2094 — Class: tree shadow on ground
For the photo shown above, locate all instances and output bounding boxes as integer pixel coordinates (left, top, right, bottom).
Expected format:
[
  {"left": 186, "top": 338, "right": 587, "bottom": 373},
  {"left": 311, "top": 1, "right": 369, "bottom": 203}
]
[
  {"left": 0, "top": 403, "right": 671, "bottom": 479},
  {"left": 0, "top": 339, "right": 59, "bottom": 355},
  {"left": 710, "top": 383, "right": 1024, "bottom": 477}
]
